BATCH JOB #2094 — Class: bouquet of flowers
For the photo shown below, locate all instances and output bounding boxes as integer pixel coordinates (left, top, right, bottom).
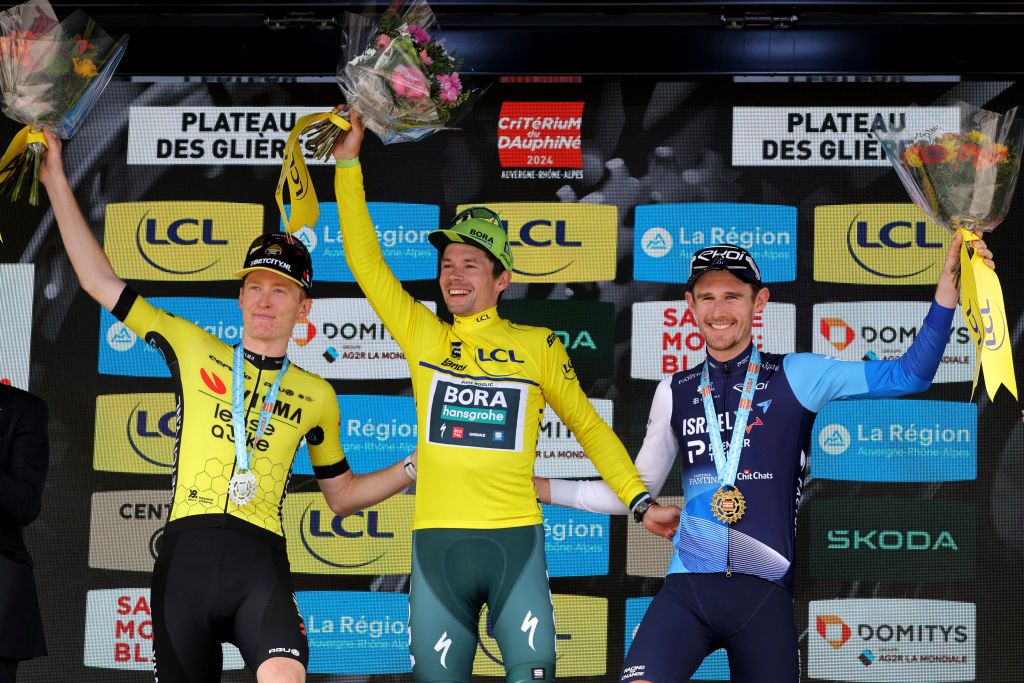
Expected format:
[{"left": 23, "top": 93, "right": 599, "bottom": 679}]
[
  {"left": 0, "top": 0, "right": 127, "bottom": 209},
  {"left": 875, "top": 102, "right": 1022, "bottom": 400}
]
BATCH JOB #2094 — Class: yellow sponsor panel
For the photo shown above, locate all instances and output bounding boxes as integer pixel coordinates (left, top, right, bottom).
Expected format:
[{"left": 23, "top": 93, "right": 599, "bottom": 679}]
[
  {"left": 94, "top": 393, "right": 177, "bottom": 474},
  {"left": 457, "top": 202, "right": 617, "bottom": 283},
  {"left": 626, "top": 495, "right": 682, "bottom": 577},
  {"left": 813, "top": 203, "right": 948, "bottom": 284},
  {"left": 104, "top": 202, "right": 263, "bottom": 280},
  {"left": 283, "top": 492, "right": 413, "bottom": 575},
  {"left": 473, "top": 594, "right": 607, "bottom": 677}
]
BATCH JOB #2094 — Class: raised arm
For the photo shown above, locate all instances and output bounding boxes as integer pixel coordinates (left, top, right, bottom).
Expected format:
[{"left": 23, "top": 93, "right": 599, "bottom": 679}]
[{"left": 38, "top": 131, "right": 126, "bottom": 312}]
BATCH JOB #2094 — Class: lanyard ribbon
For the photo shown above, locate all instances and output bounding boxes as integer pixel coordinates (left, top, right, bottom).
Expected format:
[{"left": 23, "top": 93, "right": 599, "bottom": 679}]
[
  {"left": 232, "top": 344, "right": 290, "bottom": 472},
  {"left": 699, "top": 345, "right": 761, "bottom": 488}
]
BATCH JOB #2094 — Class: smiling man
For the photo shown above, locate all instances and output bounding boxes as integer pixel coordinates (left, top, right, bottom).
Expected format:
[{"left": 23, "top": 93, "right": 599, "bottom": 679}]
[
  {"left": 332, "top": 111, "right": 662, "bottom": 683},
  {"left": 39, "top": 132, "right": 416, "bottom": 683},
  {"left": 536, "top": 239, "right": 992, "bottom": 683}
]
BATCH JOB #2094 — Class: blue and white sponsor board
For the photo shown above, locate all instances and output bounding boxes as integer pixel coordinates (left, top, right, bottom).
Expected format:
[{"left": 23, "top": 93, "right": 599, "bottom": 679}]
[
  {"left": 292, "top": 394, "right": 417, "bottom": 475},
  {"left": 98, "top": 298, "right": 243, "bottom": 377},
  {"left": 297, "top": 591, "right": 409, "bottom": 675},
  {"left": 288, "top": 201, "right": 439, "bottom": 282},
  {"left": 624, "top": 597, "right": 729, "bottom": 680},
  {"left": 634, "top": 203, "right": 797, "bottom": 284},
  {"left": 812, "top": 399, "right": 976, "bottom": 482},
  {"left": 542, "top": 504, "right": 609, "bottom": 577}
]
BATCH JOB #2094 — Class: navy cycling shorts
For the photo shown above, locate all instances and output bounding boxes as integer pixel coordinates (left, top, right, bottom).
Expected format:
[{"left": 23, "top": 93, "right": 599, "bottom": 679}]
[{"left": 621, "top": 573, "right": 798, "bottom": 683}]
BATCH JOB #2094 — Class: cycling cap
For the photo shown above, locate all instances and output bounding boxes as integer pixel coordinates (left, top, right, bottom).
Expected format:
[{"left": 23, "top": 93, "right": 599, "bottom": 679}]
[
  {"left": 235, "top": 232, "right": 313, "bottom": 293},
  {"left": 687, "top": 244, "right": 762, "bottom": 291},
  {"left": 429, "top": 206, "right": 514, "bottom": 271}
]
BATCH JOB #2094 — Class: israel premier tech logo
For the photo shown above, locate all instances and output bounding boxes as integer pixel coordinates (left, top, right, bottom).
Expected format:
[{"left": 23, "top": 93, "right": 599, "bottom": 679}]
[
  {"left": 456, "top": 202, "right": 617, "bottom": 283},
  {"left": 808, "top": 599, "right": 975, "bottom": 682},
  {"left": 104, "top": 202, "right": 262, "bottom": 280},
  {"left": 634, "top": 203, "right": 796, "bottom": 284},
  {"left": 814, "top": 204, "right": 947, "bottom": 284},
  {"left": 282, "top": 493, "right": 413, "bottom": 575},
  {"left": 296, "top": 591, "right": 409, "bottom": 675},
  {"left": 93, "top": 393, "right": 176, "bottom": 474},
  {"left": 287, "top": 201, "right": 438, "bottom": 282},
  {"left": 812, "top": 399, "right": 976, "bottom": 482}
]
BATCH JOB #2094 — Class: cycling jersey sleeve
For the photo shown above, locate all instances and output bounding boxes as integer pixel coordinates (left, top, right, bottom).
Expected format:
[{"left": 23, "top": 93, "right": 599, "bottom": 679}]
[
  {"left": 334, "top": 161, "right": 443, "bottom": 350},
  {"left": 550, "top": 378, "right": 677, "bottom": 514},
  {"left": 306, "top": 379, "right": 349, "bottom": 479},
  {"left": 785, "top": 299, "right": 956, "bottom": 412},
  {"left": 541, "top": 333, "right": 649, "bottom": 511},
  {"left": 113, "top": 287, "right": 209, "bottom": 365}
]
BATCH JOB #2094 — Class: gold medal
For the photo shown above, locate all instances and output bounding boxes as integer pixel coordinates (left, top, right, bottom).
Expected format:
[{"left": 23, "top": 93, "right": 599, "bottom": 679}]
[{"left": 710, "top": 486, "right": 746, "bottom": 524}]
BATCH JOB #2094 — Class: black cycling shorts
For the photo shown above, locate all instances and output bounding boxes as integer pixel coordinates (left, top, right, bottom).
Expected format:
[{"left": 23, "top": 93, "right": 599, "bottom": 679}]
[{"left": 151, "top": 524, "right": 308, "bottom": 681}]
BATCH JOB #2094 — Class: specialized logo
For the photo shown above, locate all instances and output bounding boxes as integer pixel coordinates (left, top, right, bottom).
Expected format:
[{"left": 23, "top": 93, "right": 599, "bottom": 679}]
[
  {"left": 283, "top": 493, "right": 413, "bottom": 575},
  {"left": 808, "top": 599, "right": 975, "bottom": 682},
  {"left": 814, "top": 205, "right": 948, "bottom": 284},
  {"left": 285, "top": 201, "right": 438, "bottom": 282},
  {"left": 0, "top": 264, "right": 34, "bottom": 389},
  {"left": 497, "top": 102, "right": 584, "bottom": 169},
  {"left": 105, "top": 202, "right": 261, "bottom": 280},
  {"left": 634, "top": 203, "right": 797, "bottom": 284},
  {"left": 811, "top": 399, "right": 976, "bottom": 482},
  {"left": 457, "top": 202, "right": 616, "bottom": 282},
  {"left": 630, "top": 301, "right": 795, "bottom": 380},
  {"left": 94, "top": 394, "right": 177, "bottom": 474},
  {"left": 84, "top": 588, "right": 244, "bottom": 671},
  {"left": 294, "top": 591, "right": 409, "bottom": 675},
  {"left": 435, "top": 632, "right": 453, "bottom": 668},
  {"left": 534, "top": 399, "right": 613, "bottom": 479}
]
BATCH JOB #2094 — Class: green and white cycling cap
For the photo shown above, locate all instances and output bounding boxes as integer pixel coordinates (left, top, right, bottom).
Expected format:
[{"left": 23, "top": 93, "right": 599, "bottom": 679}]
[{"left": 429, "top": 206, "right": 514, "bottom": 271}]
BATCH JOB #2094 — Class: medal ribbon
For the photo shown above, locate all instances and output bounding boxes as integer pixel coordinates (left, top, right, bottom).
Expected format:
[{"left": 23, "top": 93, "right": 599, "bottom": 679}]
[
  {"left": 275, "top": 111, "right": 351, "bottom": 234},
  {"left": 232, "top": 344, "right": 290, "bottom": 473},
  {"left": 699, "top": 345, "right": 761, "bottom": 489}
]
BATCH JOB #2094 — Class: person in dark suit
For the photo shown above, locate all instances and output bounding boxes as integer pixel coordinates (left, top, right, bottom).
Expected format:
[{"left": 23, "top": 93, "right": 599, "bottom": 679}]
[{"left": 0, "top": 383, "right": 48, "bottom": 682}]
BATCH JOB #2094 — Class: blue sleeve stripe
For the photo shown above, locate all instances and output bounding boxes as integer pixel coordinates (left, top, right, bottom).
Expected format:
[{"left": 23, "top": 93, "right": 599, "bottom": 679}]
[
  {"left": 785, "top": 353, "right": 869, "bottom": 413},
  {"left": 863, "top": 300, "right": 955, "bottom": 395}
]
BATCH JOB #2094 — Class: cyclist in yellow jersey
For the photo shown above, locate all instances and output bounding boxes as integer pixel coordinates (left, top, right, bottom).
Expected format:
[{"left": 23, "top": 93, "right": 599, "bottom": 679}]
[
  {"left": 39, "top": 131, "right": 417, "bottom": 683},
  {"left": 332, "top": 111, "right": 672, "bottom": 683}
]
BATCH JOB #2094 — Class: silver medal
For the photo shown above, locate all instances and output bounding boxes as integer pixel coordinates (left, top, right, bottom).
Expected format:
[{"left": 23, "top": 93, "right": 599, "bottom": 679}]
[{"left": 228, "top": 470, "right": 258, "bottom": 506}]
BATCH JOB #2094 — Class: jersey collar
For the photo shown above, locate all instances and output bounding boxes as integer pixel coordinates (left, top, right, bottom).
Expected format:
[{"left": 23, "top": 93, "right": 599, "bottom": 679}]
[
  {"left": 453, "top": 305, "right": 501, "bottom": 331},
  {"left": 241, "top": 346, "right": 287, "bottom": 370},
  {"left": 704, "top": 342, "right": 755, "bottom": 376}
]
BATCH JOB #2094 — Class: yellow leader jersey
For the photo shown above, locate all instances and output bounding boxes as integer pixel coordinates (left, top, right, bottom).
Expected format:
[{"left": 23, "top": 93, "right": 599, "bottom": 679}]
[
  {"left": 114, "top": 289, "right": 348, "bottom": 542},
  {"left": 335, "top": 162, "right": 648, "bottom": 530}
]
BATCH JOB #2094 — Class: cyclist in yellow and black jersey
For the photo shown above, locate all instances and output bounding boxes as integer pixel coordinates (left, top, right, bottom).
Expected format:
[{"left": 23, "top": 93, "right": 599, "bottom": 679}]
[
  {"left": 39, "top": 131, "right": 416, "bottom": 683},
  {"left": 333, "top": 110, "right": 673, "bottom": 683}
]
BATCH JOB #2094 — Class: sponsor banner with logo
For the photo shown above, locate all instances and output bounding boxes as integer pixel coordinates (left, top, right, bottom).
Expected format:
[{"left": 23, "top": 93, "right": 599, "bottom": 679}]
[
  {"left": 98, "top": 298, "right": 243, "bottom": 377},
  {"left": 812, "top": 301, "right": 975, "bottom": 383},
  {"left": 297, "top": 591, "right": 409, "bottom": 674},
  {"left": 626, "top": 496, "right": 683, "bottom": 577},
  {"left": 456, "top": 202, "right": 617, "bottom": 283},
  {"left": 0, "top": 264, "right": 33, "bottom": 389},
  {"left": 425, "top": 374, "right": 528, "bottom": 451},
  {"left": 497, "top": 101, "right": 584, "bottom": 178},
  {"left": 93, "top": 393, "right": 176, "bottom": 474},
  {"left": 808, "top": 599, "right": 975, "bottom": 682},
  {"left": 127, "top": 106, "right": 328, "bottom": 165},
  {"left": 542, "top": 504, "right": 609, "bottom": 577},
  {"left": 631, "top": 301, "right": 796, "bottom": 379},
  {"left": 286, "top": 298, "right": 435, "bottom": 379},
  {"left": 104, "top": 202, "right": 262, "bottom": 280},
  {"left": 812, "top": 399, "right": 976, "bottom": 482},
  {"left": 809, "top": 499, "right": 975, "bottom": 581},
  {"left": 88, "top": 491, "right": 171, "bottom": 572},
  {"left": 292, "top": 394, "right": 417, "bottom": 475},
  {"left": 731, "top": 106, "right": 959, "bottom": 166},
  {"left": 84, "top": 588, "right": 243, "bottom": 670},
  {"left": 499, "top": 300, "right": 615, "bottom": 379},
  {"left": 288, "top": 201, "right": 439, "bottom": 282},
  {"left": 813, "top": 204, "right": 949, "bottom": 284},
  {"left": 533, "top": 398, "right": 613, "bottom": 478},
  {"left": 282, "top": 493, "right": 413, "bottom": 575},
  {"left": 474, "top": 595, "right": 607, "bottom": 677},
  {"left": 634, "top": 204, "right": 797, "bottom": 284},
  {"left": 624, "top": 597, "right": 728, "bottom": 680}
]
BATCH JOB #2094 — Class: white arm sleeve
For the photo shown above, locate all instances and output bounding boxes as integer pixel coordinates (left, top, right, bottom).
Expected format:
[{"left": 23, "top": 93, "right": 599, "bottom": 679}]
[{"left": 549, "top": 378, "right": 678, "bottom": 514}]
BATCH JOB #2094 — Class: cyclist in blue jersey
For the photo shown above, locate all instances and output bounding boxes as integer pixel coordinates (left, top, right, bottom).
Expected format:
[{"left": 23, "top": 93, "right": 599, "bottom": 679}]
[{"left": 536, "top": 236, "right": 993, "bottom": 683}]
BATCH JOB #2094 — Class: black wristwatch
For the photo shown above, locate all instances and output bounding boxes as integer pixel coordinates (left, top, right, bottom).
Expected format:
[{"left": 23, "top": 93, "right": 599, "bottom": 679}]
[{"left": 632, "top": 495, "right": 655, "bottom": 524}]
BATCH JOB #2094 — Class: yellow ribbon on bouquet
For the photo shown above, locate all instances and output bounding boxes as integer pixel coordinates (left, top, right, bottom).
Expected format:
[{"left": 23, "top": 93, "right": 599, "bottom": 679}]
[
  {"left": 275, "top": 111, "right": 351, "bottom": 234},
  {"left": 957, "top": 227, "right": 1017, "bottom": 400},
  {"left": 0, "top": 126, "right": 48, "bottom": 242}
]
